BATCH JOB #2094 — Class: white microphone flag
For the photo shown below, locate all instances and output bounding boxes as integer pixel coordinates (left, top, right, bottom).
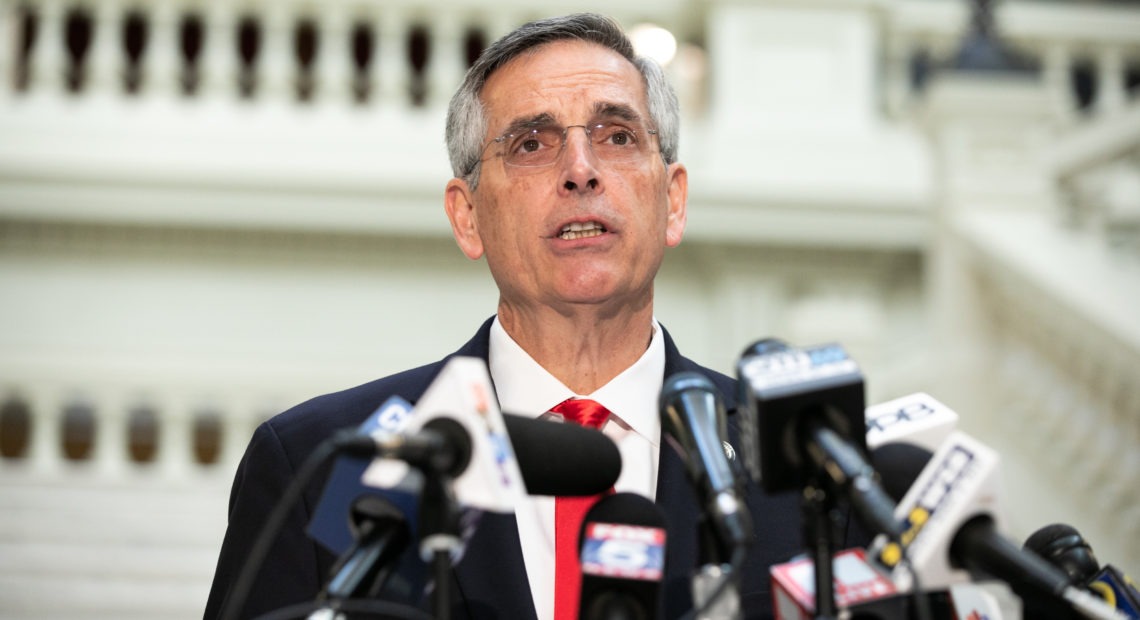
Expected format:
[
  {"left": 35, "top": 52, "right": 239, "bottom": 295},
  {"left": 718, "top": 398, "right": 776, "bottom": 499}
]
[{"left": 363, "top": 356, "right": 527, "bottom": 513}]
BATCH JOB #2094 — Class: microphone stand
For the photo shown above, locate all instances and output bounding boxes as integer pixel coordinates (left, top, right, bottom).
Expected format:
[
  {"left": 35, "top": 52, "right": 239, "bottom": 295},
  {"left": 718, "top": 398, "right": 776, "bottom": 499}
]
[
  {"left": 691, "top": 515, "right": 742, "bottom": 620},
  {"left": 802, "top": 481, "right": 839, "bottom": 620},
  {"left": 418, "top": 471, "right": 461, "bottom": 620},
  {"left": 318, "top": 498, "right": 412, "bottom": 609},
  {"left": 308, "top": 469, "right": 461, "bottom": 620}
]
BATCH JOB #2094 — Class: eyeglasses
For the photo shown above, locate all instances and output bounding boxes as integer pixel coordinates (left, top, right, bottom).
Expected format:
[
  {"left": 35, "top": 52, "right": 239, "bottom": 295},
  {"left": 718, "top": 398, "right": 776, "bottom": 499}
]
[{"left": 480, "top": 121, "right": 659, "bottom": 169}]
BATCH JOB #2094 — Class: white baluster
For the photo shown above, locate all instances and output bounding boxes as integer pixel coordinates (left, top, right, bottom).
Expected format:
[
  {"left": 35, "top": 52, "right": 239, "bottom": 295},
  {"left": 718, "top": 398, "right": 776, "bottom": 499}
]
[
  {"left": 259, "top": 2, "right": 291, "bottom": 103},
  {"left": 0, "top": 0, "right": 17, "bottom": 100},
  {"left": 199, "top": 0, "right": 237, "bottom": 100},
  {"left": 316, "top": 9, "right": 350, "bottom": 106},
  {"left": 158, "top": 398, "right": 193, "bottom": 478},
  {"left": 376, "top": 7, "right": 408, "bottom": 110},
  {"left": 1042, "top": 43, "right": 1076, "bottom": 124},
  {"left": 1102, "top": 448, "right": 1140, "bottom": 533},
  {"left": 1040, "top": 379, "right": 1078, "bottom": 447},
  {"left": 93, "top": 392, "right": 127, "bottom": 476},
  {"left": 428, "top": 13, "right": 463, "bottom": 109},
  {"left": 219, "top": 402, "right": 259, "bottom": 468},
  {"left": 883, "top": 35, "right": 913, "bottom": 119},
  {"left": 24, "top": 387, "right": 64, "bottom": 476},
  {"left": 26, "top": 0, "right": 66, "bottom": 96},
  {"left": 85, "top": 0, "right": 122, "bottom": 99},
  {"left": 484, "top": 11, "right": 516, "bottom": 45},
  {"left": 1068, "top": 416, "right": 1117, "bottom": 492},
  {"left": 138, "top": 0, "right": 180, "bottom": 98},
  {"left": 1094, "top": 46, "right": 1126, "bottom": 117},
  {"left": 1091, "top": 446, "right": 1132, "bottom": 515},
  {"left": 1122, "top": 502, "right": 1140, "bottom": 568}
]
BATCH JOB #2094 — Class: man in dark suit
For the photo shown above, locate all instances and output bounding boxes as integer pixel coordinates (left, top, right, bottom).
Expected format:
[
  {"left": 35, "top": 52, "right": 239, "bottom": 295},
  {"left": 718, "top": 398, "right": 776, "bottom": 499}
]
[{"left": 205, "top": 13, "right": 859, "bottom": 620}]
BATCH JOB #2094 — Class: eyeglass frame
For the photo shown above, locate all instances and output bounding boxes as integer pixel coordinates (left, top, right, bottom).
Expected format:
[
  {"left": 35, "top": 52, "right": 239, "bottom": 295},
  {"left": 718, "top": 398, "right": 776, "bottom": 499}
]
[{"left": 476, "top": 114, "right": 662, "bottom": 171}]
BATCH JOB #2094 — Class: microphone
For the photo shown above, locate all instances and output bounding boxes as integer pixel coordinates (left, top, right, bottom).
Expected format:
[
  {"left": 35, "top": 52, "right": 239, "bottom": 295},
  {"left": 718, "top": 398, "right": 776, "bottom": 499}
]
[
  {"left": 578, "top": 492, "right": 667, "bottom": 620},
  {"left": 352, "top": 414, "right": 621, "bottom": 497},
  {"left": 736, "top": 339, "right": 903, "bottom": 540},
  {"left": 1026, "top": 523, "right": 1101, "bottom": 583},
  {"left": 362, "top": 356, "right": 529, "bottom": 514},
  {"left": 1025, "top": 523, "right": 1140, "bottom": 619},
  {"left": 659, "top": 371, "right": 752, "bottom": 556},
  {"left": 309, "top": 398, "right": 622, "bottom": 559},
  {"left": 503, "top": 413, "right": 621, "bottom": 497},
  {"left": 342, "top": 416, "right": 473, "bottom": 476},
  {"left": 867, "top": 433, "right": 1125, "bottom": 620}
]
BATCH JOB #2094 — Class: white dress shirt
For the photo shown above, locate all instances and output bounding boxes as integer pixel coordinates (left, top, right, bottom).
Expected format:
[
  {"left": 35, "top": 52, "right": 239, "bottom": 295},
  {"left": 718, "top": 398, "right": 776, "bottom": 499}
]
[{"left": 487, "top": 316, "right": 665, "bottom": 620}]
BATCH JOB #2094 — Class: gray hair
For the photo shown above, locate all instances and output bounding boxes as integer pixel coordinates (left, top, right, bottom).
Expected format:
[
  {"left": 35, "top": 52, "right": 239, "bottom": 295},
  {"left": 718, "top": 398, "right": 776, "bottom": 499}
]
[{"left": 445, "top": 13, "right": 680, "bottom": 190}]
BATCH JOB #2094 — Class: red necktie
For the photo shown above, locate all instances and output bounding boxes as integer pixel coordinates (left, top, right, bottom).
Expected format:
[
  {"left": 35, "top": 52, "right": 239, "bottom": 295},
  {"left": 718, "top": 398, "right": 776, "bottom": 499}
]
[{"left": 550, "top": 398, "right": 612, "bottom": 620}]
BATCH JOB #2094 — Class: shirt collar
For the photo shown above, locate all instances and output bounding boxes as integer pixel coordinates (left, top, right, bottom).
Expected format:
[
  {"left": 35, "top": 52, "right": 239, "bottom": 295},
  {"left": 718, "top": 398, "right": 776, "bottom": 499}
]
[{"left": 488, "top": 316, "right": 665, "bottom": 446}]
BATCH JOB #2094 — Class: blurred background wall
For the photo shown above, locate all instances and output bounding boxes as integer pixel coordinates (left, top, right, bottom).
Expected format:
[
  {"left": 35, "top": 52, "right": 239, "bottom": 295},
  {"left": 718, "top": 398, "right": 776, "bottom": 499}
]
[{"left": 1, "top": 0, "right": 1138, "bottom": 617}]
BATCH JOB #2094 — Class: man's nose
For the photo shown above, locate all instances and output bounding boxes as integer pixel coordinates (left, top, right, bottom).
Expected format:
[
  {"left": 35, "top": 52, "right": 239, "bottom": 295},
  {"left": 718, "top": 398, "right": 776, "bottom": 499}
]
[{"left": 559, "top": 126, "right": 601, "bottom": 193}]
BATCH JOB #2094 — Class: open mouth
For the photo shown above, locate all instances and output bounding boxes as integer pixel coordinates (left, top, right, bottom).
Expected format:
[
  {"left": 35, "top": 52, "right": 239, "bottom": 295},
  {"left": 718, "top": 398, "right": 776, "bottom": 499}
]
[{"left": 558, "top": 221, "right": 607, "bottom": 240}]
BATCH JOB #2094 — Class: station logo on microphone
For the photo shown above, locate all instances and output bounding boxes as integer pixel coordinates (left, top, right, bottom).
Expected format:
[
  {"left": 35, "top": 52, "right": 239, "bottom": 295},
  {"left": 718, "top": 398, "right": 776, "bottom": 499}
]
[
  {"left": 581, "top": 523, "right": 666, "bottom": 581},
  {"left": 875, "top": 443, "right": 977, "bottom": 570}
]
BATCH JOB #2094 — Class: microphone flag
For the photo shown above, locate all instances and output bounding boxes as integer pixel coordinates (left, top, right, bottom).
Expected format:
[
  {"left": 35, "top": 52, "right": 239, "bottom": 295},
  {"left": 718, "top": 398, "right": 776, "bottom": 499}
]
[
  {"left": 363, "top": 356, "right": 527, "bottom": 513},
  {"left": 307, "top": 395, "right": 418, "bottom": 555},
  {"left": 865, "top": 392, "right": 960, "bottom": 452}
]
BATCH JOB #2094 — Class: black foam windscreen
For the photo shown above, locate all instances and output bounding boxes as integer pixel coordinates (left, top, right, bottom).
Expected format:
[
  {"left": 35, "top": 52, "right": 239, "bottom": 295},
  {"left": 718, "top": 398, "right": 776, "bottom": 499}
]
[
  {"left": 503, "top": 413, "right": 621, "bottom": 497},
  {"left": 580, "top": 491, "right": 666, "bottom": 534},
  {"left": 870, "top": 441, "right": 935, "bottom": 503},
  {"left": 420, "top": 417, "right": 472, "bottom": 478},
  {"left": 578, "top": 493, "right": 667, "bottom": 620},
  {"left": 1024, "top": 523, "right": 1101, "bottom": 585}
]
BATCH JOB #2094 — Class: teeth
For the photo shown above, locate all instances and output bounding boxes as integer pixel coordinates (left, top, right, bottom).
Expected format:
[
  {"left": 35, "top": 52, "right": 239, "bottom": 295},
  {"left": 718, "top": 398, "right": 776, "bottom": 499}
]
[{"left": 559, "top": 221, "right": 606, "bottom": 240}]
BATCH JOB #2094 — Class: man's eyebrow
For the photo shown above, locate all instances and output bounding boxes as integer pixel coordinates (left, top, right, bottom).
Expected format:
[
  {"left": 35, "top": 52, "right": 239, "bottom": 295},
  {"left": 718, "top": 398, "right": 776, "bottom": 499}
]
[
  {"left": 592, "top": 102, "right": 643, "bottom": 123},
  {"left": 496, "top": 104, "right": 643, "bottom": 136},
  {"left": 500, "top": 113, "right": 557, "bottom": 135}
]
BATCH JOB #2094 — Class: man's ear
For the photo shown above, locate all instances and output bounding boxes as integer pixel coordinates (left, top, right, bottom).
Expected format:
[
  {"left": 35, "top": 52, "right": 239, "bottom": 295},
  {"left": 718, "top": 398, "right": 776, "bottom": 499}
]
[
  {"left": 664, "top": 162, "right": 688, "bottom": 247},
  {"left": 444, "top": 178, "right": 485, "bottom": 260}
]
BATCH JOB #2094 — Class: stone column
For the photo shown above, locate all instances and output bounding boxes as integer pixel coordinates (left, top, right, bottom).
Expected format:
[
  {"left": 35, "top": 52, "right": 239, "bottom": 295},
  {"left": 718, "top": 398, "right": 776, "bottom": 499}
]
[{"left": 919, "top": 72, "right": 1054, "bottom": 433}]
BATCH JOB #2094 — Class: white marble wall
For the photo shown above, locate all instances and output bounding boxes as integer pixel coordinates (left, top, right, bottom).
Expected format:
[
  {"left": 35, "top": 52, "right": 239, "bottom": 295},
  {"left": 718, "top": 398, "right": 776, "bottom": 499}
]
[{"left": 2, "top": 0, "right": 1139, "bottom": 617}]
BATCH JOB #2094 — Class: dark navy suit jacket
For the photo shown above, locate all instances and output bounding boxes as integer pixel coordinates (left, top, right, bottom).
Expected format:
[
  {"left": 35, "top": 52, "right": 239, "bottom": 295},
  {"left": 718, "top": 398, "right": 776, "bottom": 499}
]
[{"left": 204, "top": 317, "right": 861, "bottom": 619}]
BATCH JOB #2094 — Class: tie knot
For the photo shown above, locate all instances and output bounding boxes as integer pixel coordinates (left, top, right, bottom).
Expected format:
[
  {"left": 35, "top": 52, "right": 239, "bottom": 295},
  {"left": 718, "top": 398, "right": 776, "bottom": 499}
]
[{"left": 550, "top": 398, "right": 611, "bottom": 430}]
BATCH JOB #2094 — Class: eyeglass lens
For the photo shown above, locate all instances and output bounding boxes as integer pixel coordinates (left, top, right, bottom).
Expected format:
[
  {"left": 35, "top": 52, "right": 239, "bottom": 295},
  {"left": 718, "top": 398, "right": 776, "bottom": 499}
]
[{"left": 500, "top": 123, "right": 651, "bottom": 167}]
